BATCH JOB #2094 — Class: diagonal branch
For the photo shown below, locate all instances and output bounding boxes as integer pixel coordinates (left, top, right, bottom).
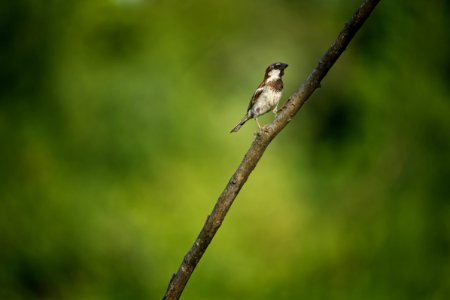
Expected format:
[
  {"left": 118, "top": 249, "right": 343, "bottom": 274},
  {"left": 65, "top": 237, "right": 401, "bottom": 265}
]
[{"left": 163, "top": 0, "right": 381, "bottom": 299}]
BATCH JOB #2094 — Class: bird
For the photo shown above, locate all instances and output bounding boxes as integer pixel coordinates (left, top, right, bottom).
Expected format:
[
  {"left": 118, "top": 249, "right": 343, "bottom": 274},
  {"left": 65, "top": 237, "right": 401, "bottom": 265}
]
[{"left": 230, "top": 62, "right": 288, "bottom": 133}]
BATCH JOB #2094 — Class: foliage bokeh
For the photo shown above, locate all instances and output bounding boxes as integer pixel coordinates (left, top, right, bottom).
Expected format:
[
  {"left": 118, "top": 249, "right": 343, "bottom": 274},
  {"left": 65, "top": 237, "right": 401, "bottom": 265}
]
[{"left": 1, "top": 0, "right": 449, "bottom": 299}]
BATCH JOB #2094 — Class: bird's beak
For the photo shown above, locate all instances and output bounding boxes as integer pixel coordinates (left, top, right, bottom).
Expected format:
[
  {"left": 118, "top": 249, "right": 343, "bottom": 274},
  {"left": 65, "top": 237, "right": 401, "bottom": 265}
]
[{"left": 278, "top": 63, "right": 288, "bottom": 76}]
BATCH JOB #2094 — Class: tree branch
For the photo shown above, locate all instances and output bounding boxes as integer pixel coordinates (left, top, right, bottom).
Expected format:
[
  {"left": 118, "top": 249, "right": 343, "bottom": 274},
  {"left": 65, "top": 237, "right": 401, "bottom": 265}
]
[{"left": 163, "top": 0, "right": 381, "bottom": 299}]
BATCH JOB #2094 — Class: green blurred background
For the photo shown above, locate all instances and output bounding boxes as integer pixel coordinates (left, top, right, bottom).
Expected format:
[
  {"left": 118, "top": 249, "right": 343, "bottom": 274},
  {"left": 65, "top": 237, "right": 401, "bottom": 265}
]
[{"left": 1, "top": 0, "right": 449, "bottom": 299}]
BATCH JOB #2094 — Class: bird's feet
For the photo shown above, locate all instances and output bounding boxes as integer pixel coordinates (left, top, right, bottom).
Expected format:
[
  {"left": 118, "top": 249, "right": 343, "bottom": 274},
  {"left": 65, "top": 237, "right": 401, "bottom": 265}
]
[
  {"left": 273, "top": 107, "right": 279, "bottom": 116},
  {"left": 262, "top": 125, "right": 271, "bottom": 133},
  {"left": 254, "top": 125, "right": 270, "bottom": 136}
]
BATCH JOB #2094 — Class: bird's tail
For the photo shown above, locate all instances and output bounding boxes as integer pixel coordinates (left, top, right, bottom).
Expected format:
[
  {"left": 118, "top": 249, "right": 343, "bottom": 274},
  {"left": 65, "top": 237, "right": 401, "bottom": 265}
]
[{"left": 230, "top": 115, "right": 251, "bottom": 133}]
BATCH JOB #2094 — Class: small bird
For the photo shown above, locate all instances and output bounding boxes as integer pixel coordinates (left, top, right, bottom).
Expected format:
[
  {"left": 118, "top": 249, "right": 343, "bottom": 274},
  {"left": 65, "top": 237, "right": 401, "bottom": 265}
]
[{"left": 230, "top": 62, "right": 288, "bottom": 133}]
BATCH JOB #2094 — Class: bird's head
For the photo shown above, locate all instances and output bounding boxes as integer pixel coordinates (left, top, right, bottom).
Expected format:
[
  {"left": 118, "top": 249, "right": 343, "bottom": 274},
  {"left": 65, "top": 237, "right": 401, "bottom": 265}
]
[{"left": 265, "top": 62, "right": 288, "bottom": 81}]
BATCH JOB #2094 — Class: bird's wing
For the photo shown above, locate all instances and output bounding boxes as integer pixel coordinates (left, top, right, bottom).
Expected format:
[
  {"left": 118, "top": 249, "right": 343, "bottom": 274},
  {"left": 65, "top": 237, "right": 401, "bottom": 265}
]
[{"left": 247, "top": 82, "right": 265, "bottom": 111}]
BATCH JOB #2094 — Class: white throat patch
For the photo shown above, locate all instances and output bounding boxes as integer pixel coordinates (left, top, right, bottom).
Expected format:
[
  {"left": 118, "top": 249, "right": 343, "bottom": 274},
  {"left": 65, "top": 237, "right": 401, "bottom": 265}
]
[{"left": 266, "top": 69, "right": 281, "bottom": 82}]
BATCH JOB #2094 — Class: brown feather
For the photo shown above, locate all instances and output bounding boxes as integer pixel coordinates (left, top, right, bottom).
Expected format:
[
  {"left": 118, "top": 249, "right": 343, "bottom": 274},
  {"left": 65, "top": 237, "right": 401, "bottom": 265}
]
[
  {"left": 247, "top": 84, "right": 265, "bottom": 111},
  {"left": 230, "top": 115, "right": 251, "bottom": 133}
]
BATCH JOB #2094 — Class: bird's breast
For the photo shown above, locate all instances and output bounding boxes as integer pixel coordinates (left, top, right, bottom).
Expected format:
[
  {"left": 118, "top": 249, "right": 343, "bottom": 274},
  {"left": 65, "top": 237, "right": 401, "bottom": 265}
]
[{"left": 250, "top": 87, "right": 282, "bottom": 117}]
